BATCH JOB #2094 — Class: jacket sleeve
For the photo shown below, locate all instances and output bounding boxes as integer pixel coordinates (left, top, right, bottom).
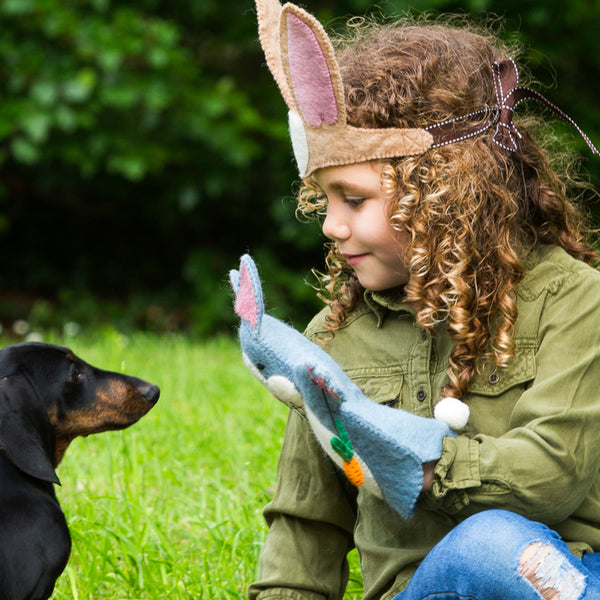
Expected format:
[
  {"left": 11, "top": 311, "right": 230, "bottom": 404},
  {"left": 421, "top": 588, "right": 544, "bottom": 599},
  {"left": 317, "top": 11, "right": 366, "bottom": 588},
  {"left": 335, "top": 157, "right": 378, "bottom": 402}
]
[
  {"left": 248, "top": 409, "right": 357, "bottom": 600},
  {"left": 427, "top": 266, "right": 600, "bottom": 523}
]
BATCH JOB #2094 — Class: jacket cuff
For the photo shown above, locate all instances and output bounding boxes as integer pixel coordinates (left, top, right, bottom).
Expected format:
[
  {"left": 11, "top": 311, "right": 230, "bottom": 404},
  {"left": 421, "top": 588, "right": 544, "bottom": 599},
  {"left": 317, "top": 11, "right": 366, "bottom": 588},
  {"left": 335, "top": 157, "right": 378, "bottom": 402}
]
[
  {"left": 256, "top": 589, "right": 327, "bottom": 600},
  {"left": 428, "top": 436, "right": 481, "bottom": 512}
]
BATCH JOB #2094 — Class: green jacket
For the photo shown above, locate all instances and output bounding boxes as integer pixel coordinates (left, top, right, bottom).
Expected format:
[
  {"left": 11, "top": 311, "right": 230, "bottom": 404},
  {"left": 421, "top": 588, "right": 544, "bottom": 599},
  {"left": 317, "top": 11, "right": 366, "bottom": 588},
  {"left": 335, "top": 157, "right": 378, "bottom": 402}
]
[{"left": 248, "top": 245, "right": 600, "bottom": 600}]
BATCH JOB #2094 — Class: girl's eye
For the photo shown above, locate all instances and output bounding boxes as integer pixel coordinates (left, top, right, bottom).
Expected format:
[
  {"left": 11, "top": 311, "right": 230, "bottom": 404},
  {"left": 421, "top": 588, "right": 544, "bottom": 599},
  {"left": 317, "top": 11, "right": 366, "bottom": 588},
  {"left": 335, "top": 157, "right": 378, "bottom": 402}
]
[{"left": 344, "top": 196, "right": 366, "bottom": 207}]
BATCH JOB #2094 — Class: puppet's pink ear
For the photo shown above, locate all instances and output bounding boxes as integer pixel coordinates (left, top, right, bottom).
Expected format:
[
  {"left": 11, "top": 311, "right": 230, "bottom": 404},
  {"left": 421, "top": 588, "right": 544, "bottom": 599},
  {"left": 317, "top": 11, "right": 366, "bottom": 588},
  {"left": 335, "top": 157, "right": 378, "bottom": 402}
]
[
  {"left": 234, "top": 256, "right": 264, "bottom": 330},
  {"left": 281, "top": 4, "right": 346, "bottom": 128}
]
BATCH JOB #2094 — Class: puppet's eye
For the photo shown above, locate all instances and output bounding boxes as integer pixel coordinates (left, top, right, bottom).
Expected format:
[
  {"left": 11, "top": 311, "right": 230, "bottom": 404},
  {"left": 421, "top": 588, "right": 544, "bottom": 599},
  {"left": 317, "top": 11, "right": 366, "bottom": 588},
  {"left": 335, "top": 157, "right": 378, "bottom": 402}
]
[{"left": 256, "top": 363, "right": 265, "bottom": 371}]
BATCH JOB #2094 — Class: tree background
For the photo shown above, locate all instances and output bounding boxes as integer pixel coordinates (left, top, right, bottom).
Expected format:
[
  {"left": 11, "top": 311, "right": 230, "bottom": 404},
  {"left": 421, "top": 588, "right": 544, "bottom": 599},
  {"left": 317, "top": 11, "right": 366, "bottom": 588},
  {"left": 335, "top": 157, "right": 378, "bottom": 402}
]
[{"left": 0, "top": 0, "right": 598, "bottom": 336}]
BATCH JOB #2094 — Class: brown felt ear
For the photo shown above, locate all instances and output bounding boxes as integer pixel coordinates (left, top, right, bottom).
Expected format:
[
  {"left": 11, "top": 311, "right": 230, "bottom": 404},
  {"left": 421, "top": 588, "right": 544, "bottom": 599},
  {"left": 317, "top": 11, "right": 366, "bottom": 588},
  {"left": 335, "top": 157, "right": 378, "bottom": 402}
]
[
  {"left": 256, "top": 0, "right": 295, "bottom": 109},
  {"left": 255, "top": 0, "right": 433, "bottom": 177},
  {"left": 0, "top": 376, "right": 60, "bottom": 485}
]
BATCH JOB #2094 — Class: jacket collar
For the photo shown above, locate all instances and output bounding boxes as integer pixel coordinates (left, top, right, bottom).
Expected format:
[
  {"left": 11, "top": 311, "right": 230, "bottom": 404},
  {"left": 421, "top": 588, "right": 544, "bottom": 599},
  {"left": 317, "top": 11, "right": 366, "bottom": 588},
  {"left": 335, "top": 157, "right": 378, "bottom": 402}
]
[{"left": 364, "top": 289, "right": 416, "bottom": 327}]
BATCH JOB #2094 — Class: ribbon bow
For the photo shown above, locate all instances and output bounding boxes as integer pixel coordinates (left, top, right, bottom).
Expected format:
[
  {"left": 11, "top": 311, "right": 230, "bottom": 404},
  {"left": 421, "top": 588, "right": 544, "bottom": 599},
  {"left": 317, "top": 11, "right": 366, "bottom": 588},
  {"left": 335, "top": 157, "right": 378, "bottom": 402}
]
[
  {"left": 428, "top": 58, "right": 599, "bottom": 156},
  {"left": 491, "top": 58, "right": 599, "bottom": 155},
  {"left": 491, "top": 58, "right": 523, "bottom": 151}
]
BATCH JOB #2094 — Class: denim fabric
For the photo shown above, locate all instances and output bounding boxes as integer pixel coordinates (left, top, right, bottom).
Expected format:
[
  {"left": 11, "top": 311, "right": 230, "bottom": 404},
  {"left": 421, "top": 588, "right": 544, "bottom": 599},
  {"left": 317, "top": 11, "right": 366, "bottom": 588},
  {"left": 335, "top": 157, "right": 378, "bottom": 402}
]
[{"left": 393, "top": 510, "right": 600, "bottom": 600}]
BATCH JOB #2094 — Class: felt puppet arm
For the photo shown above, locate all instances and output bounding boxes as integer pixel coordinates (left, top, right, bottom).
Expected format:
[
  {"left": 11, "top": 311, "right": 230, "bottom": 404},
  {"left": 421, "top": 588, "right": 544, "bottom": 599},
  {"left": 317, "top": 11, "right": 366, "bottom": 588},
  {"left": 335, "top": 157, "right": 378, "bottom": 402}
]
[
  {"left": 230, "top": 254, "right": 469, "bottom": 518},
  {"left": 294, "top": 360, "right": 456, "bottom": 518}
]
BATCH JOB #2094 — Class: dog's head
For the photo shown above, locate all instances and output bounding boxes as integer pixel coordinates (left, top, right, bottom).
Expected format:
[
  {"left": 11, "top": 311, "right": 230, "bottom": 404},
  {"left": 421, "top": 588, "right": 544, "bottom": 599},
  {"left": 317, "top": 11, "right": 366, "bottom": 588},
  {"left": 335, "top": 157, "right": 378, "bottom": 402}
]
[{"left": 0, "top": 342, "right": 160, "bottom": 483}]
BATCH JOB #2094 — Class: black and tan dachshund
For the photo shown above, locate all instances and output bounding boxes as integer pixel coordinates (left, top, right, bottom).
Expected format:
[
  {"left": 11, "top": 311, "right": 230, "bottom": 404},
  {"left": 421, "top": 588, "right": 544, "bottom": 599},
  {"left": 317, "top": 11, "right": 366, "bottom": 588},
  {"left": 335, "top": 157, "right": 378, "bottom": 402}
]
[{"left": 0, "top": 341, "right": 159, "bottom": 600}]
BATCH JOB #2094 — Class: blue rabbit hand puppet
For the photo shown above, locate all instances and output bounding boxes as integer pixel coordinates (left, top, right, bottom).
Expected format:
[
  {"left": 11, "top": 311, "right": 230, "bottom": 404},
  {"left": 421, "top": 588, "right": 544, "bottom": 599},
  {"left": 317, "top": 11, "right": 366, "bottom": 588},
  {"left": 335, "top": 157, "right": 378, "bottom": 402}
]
[{"left": 230, "top": 254, "right": 469, "bottom": 518}]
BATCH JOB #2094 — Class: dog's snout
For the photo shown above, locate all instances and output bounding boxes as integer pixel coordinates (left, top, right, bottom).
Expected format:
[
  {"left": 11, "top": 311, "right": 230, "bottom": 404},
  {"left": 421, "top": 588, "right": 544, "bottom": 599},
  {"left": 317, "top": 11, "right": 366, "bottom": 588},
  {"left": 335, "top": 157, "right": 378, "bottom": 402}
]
[{"left": 142, "top": 384, "right": 160, "bottom": 405}]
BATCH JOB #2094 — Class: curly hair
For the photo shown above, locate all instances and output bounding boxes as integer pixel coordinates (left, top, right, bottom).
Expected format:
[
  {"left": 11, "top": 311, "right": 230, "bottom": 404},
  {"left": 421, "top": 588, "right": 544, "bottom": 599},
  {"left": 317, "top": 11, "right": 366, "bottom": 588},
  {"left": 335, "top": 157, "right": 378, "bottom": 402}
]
[{"left": 297, "top": 15, "right": 598, "bottom": 398}]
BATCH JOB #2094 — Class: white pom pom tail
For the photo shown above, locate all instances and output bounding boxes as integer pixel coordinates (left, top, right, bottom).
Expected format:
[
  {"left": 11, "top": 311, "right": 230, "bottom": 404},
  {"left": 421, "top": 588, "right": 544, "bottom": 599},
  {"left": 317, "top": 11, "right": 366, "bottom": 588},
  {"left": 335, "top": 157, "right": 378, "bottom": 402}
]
[{"left": 434, "top": 397, "right": 470, "bottom": 430}]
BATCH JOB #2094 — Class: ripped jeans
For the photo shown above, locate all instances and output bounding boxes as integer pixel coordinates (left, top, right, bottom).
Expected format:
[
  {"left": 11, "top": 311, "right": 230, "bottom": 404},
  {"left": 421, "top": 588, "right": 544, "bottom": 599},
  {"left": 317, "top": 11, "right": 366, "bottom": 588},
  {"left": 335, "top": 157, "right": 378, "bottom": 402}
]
[{"left": 392, "top": 509, "right": 600, "bottom": 600}]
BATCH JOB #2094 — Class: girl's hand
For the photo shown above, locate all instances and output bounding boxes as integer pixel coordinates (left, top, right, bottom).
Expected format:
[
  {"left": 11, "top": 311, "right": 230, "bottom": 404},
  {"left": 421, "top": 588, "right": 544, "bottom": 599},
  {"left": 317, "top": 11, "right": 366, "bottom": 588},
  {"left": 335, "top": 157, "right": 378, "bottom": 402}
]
[{"left": 422, "top": 461, "right": 438, "bottom": 492}]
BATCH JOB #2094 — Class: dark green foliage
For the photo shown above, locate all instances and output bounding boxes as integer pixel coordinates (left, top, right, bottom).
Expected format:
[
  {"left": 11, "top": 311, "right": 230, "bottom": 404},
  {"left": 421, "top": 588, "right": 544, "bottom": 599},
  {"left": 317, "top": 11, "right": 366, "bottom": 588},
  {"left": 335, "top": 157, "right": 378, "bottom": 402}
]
[{"left": 0, "top": 0, "right": 598, "bottom": 336}]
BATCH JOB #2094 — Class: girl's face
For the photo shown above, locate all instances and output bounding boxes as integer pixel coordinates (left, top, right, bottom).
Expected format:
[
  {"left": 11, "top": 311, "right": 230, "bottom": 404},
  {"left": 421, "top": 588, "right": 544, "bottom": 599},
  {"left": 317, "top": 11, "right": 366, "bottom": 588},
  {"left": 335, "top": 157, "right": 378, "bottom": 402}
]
[{"left": 314, "top": 161, "right": 410, "bottom": 292}]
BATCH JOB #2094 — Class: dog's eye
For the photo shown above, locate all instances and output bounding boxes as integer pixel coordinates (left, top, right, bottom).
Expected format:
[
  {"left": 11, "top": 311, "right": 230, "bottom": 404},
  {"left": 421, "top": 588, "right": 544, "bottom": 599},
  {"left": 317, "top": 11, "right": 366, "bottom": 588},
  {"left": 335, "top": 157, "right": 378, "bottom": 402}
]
[{"left": 67, "top": 365, "right": 85, "bottom": 386}]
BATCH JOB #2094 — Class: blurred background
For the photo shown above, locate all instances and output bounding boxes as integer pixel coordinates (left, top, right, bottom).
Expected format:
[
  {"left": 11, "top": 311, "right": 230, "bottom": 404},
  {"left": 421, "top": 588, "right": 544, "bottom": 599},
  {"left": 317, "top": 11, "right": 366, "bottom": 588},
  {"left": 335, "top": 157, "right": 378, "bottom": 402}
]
[{"left": 0, "top": 0, "right": 598, "bottom": 339}]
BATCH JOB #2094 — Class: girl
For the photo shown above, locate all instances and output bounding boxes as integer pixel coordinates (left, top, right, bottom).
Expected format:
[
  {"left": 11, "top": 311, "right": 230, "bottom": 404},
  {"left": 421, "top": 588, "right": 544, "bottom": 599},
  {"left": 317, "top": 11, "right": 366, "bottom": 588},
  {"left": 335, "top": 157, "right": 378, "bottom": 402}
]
[{"left": 247, "top": 1, "right": 600, "bottom": 598}]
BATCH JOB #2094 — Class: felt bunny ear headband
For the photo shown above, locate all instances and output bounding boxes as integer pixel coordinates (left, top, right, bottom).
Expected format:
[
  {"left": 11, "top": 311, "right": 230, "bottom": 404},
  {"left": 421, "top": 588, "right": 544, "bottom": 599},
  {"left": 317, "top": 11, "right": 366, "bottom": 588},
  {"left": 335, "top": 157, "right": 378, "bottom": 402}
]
[{"left": 256, "top": 0, "right": 599, "bottom": 178}]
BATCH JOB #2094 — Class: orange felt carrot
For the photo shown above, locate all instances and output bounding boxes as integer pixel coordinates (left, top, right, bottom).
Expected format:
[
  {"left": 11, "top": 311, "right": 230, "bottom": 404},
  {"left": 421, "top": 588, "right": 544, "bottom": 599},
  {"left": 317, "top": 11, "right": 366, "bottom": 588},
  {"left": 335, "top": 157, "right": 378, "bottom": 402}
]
[
  {"left": 343, "top": 456, "right": 364, "bottom": 487},
  {"left": 331, "top": 419, "right": 364, "bottom": 487}
]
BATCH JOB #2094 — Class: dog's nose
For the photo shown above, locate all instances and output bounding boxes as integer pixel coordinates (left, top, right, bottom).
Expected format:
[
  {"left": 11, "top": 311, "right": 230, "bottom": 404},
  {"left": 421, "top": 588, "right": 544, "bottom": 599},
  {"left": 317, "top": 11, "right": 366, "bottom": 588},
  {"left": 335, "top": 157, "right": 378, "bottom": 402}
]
[{"left": 142, "top": 384, "right": 160, "bottom": 405}]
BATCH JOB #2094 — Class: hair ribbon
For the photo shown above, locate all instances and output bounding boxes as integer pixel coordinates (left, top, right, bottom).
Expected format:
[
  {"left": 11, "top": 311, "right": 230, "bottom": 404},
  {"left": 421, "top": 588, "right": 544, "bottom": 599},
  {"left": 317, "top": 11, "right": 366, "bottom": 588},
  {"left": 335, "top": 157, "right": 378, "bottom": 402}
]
[{"left": 429, "top": 58, "right": 599, "bottom": 156}]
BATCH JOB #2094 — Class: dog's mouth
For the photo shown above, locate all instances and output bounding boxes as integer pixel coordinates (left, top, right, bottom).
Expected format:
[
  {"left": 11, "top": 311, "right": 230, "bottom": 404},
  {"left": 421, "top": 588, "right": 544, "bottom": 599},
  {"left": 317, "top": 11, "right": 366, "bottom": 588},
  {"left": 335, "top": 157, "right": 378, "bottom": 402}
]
[
  {"left": 56, "top": 383, "right": 159, "bottom": 430},
  {"left": 48, "top": 381, "right": 160, "bottom": 465}
]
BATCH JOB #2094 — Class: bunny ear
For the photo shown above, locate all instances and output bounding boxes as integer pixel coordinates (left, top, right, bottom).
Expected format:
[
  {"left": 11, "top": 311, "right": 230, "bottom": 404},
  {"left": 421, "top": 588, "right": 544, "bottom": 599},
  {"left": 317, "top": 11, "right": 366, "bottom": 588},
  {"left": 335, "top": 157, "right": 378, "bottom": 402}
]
[
  {"left": 256, "top": 0, "right": 296, "bottom": 109},
  {"left": 229, "top": 269, "right": 241, "bottom": 293},
  {"left": 254, "top": 0, "right": 434, "bottom": 178},
  {"left": 280, "top": 4, "right": 345, "bottom": 128},
  {"left": 233, "top": 255, "right": 264, "bottom": 331}
]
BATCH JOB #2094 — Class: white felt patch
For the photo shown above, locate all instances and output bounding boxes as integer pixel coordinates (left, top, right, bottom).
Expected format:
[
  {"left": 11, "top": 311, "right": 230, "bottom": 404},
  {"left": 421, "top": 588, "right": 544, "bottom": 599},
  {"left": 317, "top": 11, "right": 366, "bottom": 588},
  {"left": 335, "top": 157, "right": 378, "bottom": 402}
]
[
  {"left": 243, "top": 352, "right": 266, "bottom": 385},
  {"left": 267, "top": 375, "right": 303, "bottom": 410},
  {"left": 288, "top": 110, "right": 309, "bottom": 176},
  {"left": 242, "top": 353, "right": 304, "bottom": 410},
  {"left": 434, "top": 397, "right": 470, "bottom": 430}
]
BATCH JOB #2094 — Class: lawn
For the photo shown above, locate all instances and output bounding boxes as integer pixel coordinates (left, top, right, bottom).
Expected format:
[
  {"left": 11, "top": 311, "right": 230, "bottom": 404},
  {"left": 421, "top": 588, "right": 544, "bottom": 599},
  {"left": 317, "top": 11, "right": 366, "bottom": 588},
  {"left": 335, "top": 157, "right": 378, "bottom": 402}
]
[{"left": 1, "top": 330, "right": 362, "bottom": 599}]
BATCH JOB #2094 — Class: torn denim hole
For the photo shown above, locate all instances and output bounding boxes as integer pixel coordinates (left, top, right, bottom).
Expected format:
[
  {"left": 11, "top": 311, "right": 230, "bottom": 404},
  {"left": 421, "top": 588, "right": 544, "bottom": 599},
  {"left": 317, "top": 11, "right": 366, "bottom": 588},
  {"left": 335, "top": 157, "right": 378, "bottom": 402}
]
[{"left": 519, "top": 542, "right": 586, "bottom": 600}]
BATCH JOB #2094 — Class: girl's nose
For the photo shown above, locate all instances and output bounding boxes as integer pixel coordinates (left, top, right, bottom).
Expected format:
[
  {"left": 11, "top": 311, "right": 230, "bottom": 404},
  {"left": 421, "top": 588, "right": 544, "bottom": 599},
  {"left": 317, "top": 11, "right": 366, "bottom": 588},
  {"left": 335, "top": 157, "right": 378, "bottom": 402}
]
[{"left": 322, "top": 205, "right": 351, "bottom": 241}]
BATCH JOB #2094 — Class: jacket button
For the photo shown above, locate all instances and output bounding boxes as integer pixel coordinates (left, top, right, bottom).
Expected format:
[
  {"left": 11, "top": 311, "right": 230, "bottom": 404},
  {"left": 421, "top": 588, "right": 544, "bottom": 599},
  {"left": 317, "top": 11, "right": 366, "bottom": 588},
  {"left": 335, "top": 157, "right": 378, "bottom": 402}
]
[
  {"left": 488, "top": 373, "right": 500, "bottom": 384},
  {"left": 417, "top": 389, "right": 427, "bottom": 402}
]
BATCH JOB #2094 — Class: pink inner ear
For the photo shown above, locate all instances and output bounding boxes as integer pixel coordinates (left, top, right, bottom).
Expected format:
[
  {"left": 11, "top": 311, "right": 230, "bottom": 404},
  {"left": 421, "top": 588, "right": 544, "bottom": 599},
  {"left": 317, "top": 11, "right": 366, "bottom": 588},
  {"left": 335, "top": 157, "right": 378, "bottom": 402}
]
[
  {"left": 235, "top": 263, "right": 259, "bottom": 329},
  {"left": 286, "top": 13, "right": 338, "bottom": 127}
]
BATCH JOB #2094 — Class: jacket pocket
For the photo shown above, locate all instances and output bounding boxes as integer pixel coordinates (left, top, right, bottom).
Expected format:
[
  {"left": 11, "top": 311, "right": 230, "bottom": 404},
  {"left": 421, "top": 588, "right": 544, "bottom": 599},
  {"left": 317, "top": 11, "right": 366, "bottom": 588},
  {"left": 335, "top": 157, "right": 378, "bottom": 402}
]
[
  {"left": 468, "top": 346, "right": 536, "bottom": 396},
  {"left": 345, "top": 369, "right": 404, "bottom": 407},
  {"left": 465, "top": 345, "right": 536, "bottom": 437}
]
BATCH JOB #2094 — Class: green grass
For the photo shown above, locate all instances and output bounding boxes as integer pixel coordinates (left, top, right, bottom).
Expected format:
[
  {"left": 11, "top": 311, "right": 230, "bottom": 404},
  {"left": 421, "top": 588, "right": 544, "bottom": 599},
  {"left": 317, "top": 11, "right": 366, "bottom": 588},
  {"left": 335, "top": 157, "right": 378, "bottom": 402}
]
[{"left": 1, "top": 331, "right": 363, "bottom": 599}]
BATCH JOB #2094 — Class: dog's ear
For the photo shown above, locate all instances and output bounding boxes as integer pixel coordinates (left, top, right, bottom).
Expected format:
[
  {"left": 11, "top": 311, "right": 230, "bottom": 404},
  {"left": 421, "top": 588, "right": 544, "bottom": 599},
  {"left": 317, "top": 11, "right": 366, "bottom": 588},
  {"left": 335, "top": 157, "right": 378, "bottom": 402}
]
[{"left": 0, "top": 376, "right": 60, "bottom": 485}]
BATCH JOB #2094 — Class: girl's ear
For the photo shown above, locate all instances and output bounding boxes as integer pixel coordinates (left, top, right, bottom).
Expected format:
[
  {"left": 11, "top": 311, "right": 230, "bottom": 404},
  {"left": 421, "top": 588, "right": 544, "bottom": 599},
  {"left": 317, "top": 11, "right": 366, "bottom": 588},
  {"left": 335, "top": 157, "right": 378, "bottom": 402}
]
[{"left": 232, "top": 255, "right": 264, "bottom": 331}]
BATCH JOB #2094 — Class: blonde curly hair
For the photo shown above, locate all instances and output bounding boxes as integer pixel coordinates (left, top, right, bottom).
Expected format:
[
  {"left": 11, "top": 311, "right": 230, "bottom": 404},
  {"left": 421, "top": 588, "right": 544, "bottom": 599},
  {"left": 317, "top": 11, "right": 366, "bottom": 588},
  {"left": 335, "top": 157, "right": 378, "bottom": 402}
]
[{"left": 297, "top": 16, "right": 598, "bottom": 398}]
